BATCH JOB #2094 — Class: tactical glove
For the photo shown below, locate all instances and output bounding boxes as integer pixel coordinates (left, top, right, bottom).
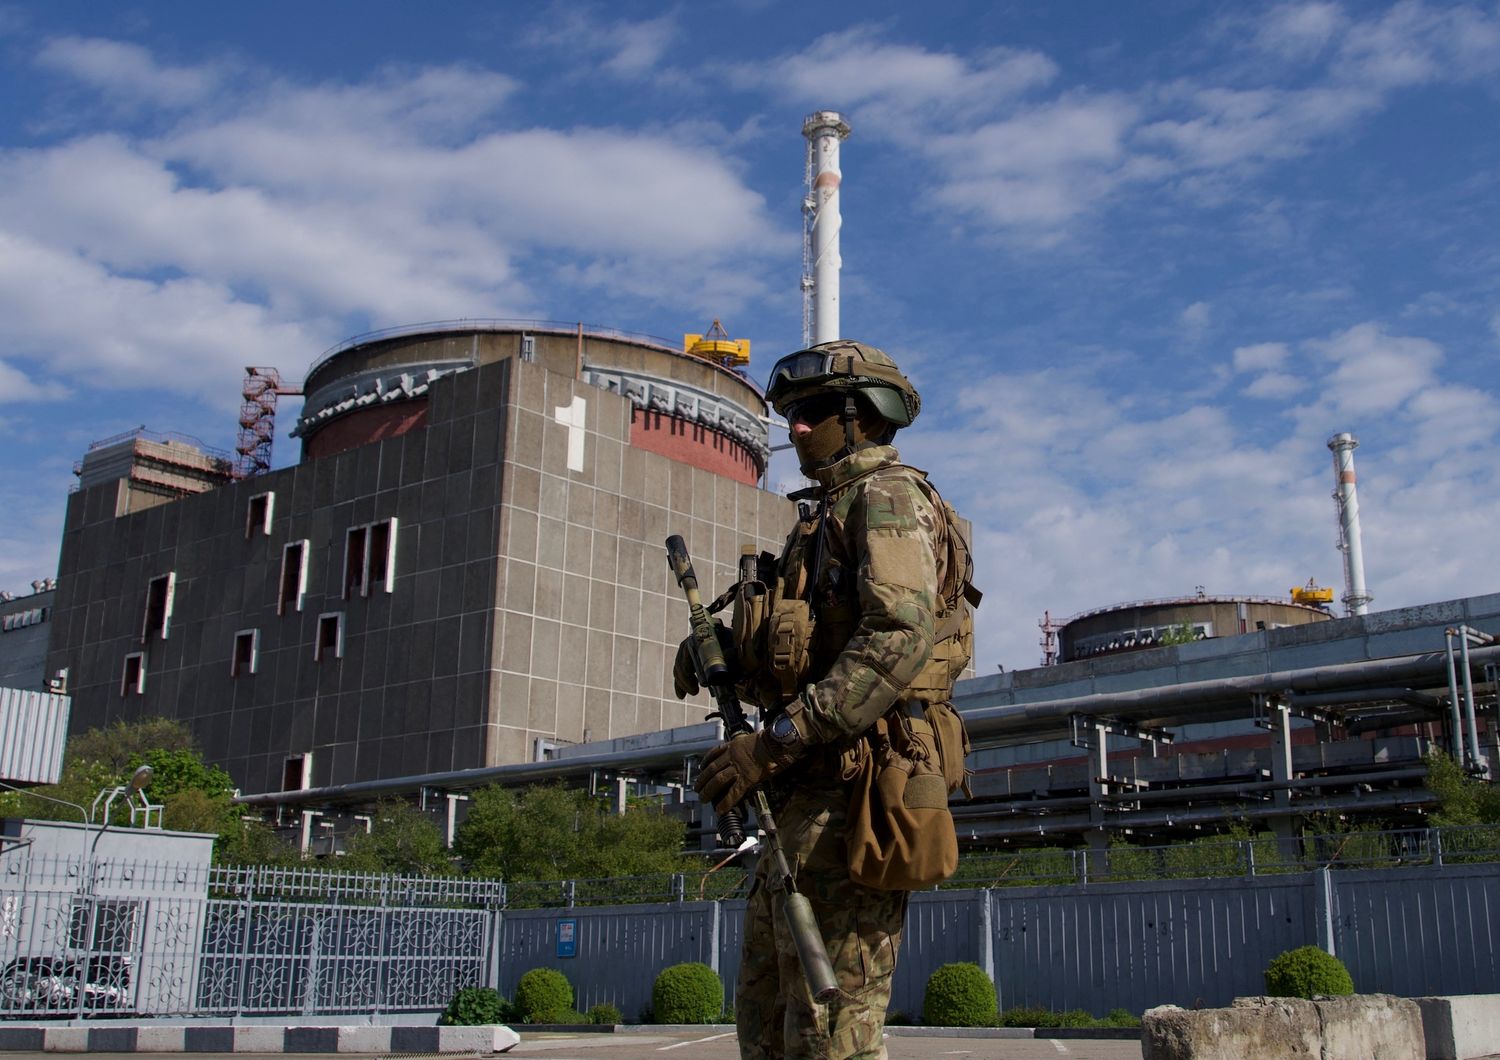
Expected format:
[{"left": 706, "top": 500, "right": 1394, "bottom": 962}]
[
  {"left": 671, "top": 622, "right": 736, "bottom": 700},
  {"left": 693, "top": 731, "right": 799, "bottom": 814}
]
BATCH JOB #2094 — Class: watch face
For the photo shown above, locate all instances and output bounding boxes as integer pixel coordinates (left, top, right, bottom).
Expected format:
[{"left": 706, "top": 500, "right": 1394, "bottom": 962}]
[{"left": 771, "top": 715, "right": 797, "bottom": 744}]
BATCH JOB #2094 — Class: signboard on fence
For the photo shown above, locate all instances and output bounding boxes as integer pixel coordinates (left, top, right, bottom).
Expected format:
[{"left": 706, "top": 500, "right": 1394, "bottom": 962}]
[{"left": 556, "top": 918, "right": 577, "bottom": 958}]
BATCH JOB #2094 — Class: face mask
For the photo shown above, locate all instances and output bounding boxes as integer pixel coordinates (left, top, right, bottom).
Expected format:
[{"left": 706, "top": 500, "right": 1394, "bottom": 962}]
[
  {"left": 792, "top": 411, "right": 848, "bottom": 473},
  {"left": 789, "top": 393, "right": 890, "bottom": 473}
]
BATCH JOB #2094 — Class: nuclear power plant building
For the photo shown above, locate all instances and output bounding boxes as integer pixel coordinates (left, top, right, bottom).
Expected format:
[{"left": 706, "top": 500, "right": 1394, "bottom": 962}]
[{"left": 45, "top": 324, "right": 792, "bottom": 797}]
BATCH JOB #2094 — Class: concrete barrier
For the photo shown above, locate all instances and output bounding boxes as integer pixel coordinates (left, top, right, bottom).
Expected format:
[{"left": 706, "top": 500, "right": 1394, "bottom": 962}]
[
  {"left": 0, "top": 1023, "right": 521, "bottom": 1054},
  {"left": 1415, "top": 994, "right": 1500, "bottom": 1060},
  {"left": 1142, "top": 994, "right": 1422, "bottom": 1060}
]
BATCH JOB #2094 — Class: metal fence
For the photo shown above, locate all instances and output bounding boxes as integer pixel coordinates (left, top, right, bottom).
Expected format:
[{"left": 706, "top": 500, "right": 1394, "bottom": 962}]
[
  {"left": 4, "top": 830, "right": 1500, "bottom": 1022},
  {"left": 0, "top": 854, "right": 498, "bottom": 1019}
]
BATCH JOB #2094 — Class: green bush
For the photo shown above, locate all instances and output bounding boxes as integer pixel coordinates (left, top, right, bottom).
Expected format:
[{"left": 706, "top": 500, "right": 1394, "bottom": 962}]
[
  {"left": 514, "top": 968, "right": 574, "bottom": 1023},
  {"left": 1106, "top": 1007, "right": 1142, "bottom": 1028},
  {"left": 651, "top": 962, "right": 724, "bottom": 1024},
  {"left": 922, "top": 962, "right": 997, "bottom": 1027},
  {"left": 1264, "top": 946, "right": 1355, "bottom": 999},
  {"left": 586, "top": 1002, "right": 622, "bottom": 1025},
  {"left": 997, "top": 1005, "right": 1054, "bottom": 1027},
  {"left": 440, "top": 986, "right": 509, "bottom": 1026}
]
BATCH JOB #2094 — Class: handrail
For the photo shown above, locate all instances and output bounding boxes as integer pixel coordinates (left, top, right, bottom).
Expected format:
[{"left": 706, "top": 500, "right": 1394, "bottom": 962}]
[{"left": 305, "top": 318, "right": 679, "bottom": 380}]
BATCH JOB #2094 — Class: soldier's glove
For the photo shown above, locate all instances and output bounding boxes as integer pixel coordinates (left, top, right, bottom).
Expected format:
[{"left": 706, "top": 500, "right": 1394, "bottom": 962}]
[
  {"left": 671, "top": 623, "right": 736, "bottom": 700},
  {"left": 693, "top": 731, "right": 800, "bottom": 814}
]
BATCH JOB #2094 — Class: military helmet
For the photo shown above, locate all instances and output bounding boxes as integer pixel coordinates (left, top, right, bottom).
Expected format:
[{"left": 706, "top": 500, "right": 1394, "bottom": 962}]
[{"left": 764, "top": 340, "right": 921, "bottom": 427}]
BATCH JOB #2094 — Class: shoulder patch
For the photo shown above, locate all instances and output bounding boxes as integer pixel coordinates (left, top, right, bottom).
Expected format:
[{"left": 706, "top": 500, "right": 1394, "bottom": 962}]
[{"left": 860, "top": 471, "right": 927, "bottom": 531}]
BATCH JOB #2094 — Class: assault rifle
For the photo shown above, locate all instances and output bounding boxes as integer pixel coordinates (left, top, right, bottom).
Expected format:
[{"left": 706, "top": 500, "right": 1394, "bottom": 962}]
[{"left": 666, "top": 535, "right": 840, "bottom": 1003}]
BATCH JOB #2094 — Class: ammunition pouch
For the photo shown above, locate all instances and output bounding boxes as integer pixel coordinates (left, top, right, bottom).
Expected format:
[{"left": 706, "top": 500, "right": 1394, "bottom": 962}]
[
  {"left": 766, "top": 597, "right": 813, "bottom": 699},
  {"left": 844, "top": 701, "right": 964, "bottom": 891},
  {"left": 731, "top": 569, "right": 772, "bottom": 673}
]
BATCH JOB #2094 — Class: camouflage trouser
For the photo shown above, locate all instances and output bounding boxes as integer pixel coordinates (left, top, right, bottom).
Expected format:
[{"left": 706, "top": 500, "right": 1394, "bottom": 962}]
[{"left": 735, "top": 784, "right": 910, "bottom": 1060}]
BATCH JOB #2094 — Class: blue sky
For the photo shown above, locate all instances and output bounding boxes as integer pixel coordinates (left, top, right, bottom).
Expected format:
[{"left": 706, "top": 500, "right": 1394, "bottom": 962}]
[{"left": 1, "top": 1, "right": 1497, "bottom": 672}]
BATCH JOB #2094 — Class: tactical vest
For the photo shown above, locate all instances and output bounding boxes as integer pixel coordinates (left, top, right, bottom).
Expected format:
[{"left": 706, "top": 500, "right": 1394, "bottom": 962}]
[{"left": 730, "top": 464, "right": 980, "bottom": 714}]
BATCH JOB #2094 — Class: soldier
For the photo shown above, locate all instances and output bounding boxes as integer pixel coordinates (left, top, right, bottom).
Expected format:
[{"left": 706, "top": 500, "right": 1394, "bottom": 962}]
[{"left": 677, "top": 340, "right": 976, "bottom": 1059}]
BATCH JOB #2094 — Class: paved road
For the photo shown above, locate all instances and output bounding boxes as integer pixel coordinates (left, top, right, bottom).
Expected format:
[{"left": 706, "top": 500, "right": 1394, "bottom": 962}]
[
  {"left": 511, "top": 1028, "right": 1142, "bottom": 1059},
  {"left": 11, "top": 1032, "right": 1145, "bottom": 1059}
]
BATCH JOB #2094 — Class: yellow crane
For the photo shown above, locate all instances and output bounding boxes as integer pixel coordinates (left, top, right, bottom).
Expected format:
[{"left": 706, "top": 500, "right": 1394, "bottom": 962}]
[{"left": 684, "top": 319, "right": 750, "bottom": 367}]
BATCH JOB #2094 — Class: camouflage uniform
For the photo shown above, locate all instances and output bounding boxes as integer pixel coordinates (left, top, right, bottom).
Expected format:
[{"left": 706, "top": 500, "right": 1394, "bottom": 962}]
[{"left": 735, "top": 442, "right": 948, "bottom": 1060}]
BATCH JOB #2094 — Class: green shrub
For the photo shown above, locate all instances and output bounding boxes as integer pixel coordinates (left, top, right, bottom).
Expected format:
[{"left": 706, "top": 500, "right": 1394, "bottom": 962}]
[
  {"left": 514, "top": 968, "right": 574, "bottom": 1023},
  {"left": 922, "top": 963, "right": 997, "bottom": 1027},
  {"left": 1106, "top": 1007, "right": 1142, "bottom": 1028},
  {"left": 440, "top": 986, "right": 509, "bottom": 1026},
  {"left": 651, "top": 962, "right": 724, "bottom": 1024},
  {"left": 586, "top": 1002, "right": 622, "bottom": 1025},
  {"left": 997, "top": 1005, "right": 1054, "bottom": 1027},
  {"left": 1264, "top": 945, "right": 1355, "bottom": 999}
]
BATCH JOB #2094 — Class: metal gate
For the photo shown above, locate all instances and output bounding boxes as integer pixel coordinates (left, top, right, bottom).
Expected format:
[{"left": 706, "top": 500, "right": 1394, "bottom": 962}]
[{"left": 196, "top": 901, "right": 492, "bottom": 1014}]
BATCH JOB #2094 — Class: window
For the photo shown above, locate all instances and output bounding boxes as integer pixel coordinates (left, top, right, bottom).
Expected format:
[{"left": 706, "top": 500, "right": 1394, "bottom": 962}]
[
  {"left": 279, "top": 540, "right": 309, "bottom": 614},
  {"left": 343, "top": 518, "right": 398, "bottom": 598},
  {"left": 366, "top": 518, "right": 396, "bottom": 593},
  {"left": 343, "top": 527, "right": 366, "bottom": 599},
  {"left": 231, "top": 629, "right": 259, "bottom": 677},
  {"left": 141, "top": 572, "right": 175, "bottom": 642},
  {"left": 245, "top": 491, "right": 274, "bottom": 539},
  {"left": 121, "top": 653, "right": 145, "bottom": 696},
  {"left": 315, "top": 612, "right": 344, "bottom": 661},
  {"left": 282, "top": 753, "right": 311, "bottom": 791}
]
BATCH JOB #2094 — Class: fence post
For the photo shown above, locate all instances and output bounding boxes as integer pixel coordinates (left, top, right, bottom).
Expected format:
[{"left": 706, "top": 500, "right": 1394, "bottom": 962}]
[
  {"left": 1074, "top": 849, "right": 1088, "bottom": 886},
  {"left": 1430, "top": 827, "right": 1444, "bottom": 867},
  {"left": 1243, "top": 840, "right": 1256, "bottom": 877},
  {"left": 1313, "top": 867, "right": 1337, "bottom": 956},
  {"left": 671, "top": 874, "right": 685, "bottom": 902},
  {"left": 563, "top": 879, "right": 576, "bottom": 910},
  {"left": 977, "top": 889, "right": 995, "bottom": 996}
]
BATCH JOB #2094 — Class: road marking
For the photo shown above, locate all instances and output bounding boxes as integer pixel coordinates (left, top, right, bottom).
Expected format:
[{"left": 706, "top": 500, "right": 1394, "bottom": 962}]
[
  {"left": 659, "top": 1030, "right": 738, "bottom": 1050},
  {"left": 1047, "top": 1040, "right": 1069, "bottom": 1053}
]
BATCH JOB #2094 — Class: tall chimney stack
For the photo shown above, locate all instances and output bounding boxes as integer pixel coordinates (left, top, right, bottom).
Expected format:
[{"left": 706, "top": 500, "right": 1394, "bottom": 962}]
[
  {"left": 801, "top": 111, "right": 851, "bottom": 347},
  {"left": 1328, "top": 432, "right": 1373, "bottom": 616}
]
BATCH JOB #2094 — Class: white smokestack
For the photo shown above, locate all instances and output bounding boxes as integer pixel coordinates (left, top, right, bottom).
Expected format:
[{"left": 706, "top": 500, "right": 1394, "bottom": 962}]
[
  {"left": 801, "top": 111, "right": 851, "bottom": 347},
  {"left": 1328, "top": 432, "right": 1373, "bottom": 616}
]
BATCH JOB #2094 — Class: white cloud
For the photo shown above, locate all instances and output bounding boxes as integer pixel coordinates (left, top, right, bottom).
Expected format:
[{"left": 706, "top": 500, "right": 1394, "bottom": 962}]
[
  {"left": 1253, "top": 3, "right": 1348, "bottom": 60},
  {"left": 523, "top": 8, "right": 680, "bottom": 81},
  {"left": 1180, "top": 301, "right": 1211, "bottom": 337},
  {"left": 1244, "top": 372, "right": 1305, "bottom": 400},
  {"left": 1233, "top": 341, "right": 1290, "bottom": 373},
  {"left": 743, "top": 29, "right": 1056, "bottom": 124},
  {"left": 36, "top": 36, "right": 224, "bottom": 108},
  {"left": 0, "top": 48, "right": 793, "bottom": 409},
  {"left": 1310, "top": 322, "right": 1442, "bottom": 418},
  {"left": 1334, "top": 1, "right": 1500, "bottom": 89},
  {"left": 900, "top": 312, "right": 1498, "bottom": 671},
  {"left": 0, "top": 229, "right": 328, "bottom": 402},
  {"left": 0, "top": 358, "right": 69, "bottom": 403}
]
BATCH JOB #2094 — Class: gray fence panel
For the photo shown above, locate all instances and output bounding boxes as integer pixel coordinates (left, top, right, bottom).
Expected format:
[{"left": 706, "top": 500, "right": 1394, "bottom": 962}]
[
  {"left": 719, "top": 898, "right": 747, "bottom": 1006},
  {"left": 195, "top": 901, "right": 488, "bottom": 1015},
  {"left": 497, "top": 902, "right": 718, "bottom": 1018},
  {"left": 990, "top": 874, "right": 1312, "bottom": 1014},
  {"left": 1332, "top": 863, "right": 1500, "bottom": 997},
  {"left": 889, "top": 890, "right": 988, "bottom": 1021}
]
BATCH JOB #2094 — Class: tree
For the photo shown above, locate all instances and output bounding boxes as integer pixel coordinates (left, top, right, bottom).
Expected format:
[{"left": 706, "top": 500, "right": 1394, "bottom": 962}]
[
  {"left": 1157, "top": 622, "right": 1199, "bottom": 647},
  {"left": 454, "top": 783, "right": 694, "bottom": 881},
  {"left": 338, "top": 799, "right": 453, "bottom": 875},
  {"left": 1424, "top": 749, "right": 1500, "bottom": 826},
  {"left": 0, "top": 717, "right": 252, "bottom": 862}
]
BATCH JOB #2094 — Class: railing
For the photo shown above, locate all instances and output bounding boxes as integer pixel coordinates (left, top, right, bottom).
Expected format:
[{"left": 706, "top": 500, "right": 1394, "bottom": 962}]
[{"left": 306, "top": 318, "right": 679, "bottom": 380}]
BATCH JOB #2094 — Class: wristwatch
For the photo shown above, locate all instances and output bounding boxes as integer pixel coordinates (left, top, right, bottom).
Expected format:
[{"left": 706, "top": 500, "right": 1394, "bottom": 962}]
[{"left": 768, "top": 713, "right": 801, "bottom": 747}]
